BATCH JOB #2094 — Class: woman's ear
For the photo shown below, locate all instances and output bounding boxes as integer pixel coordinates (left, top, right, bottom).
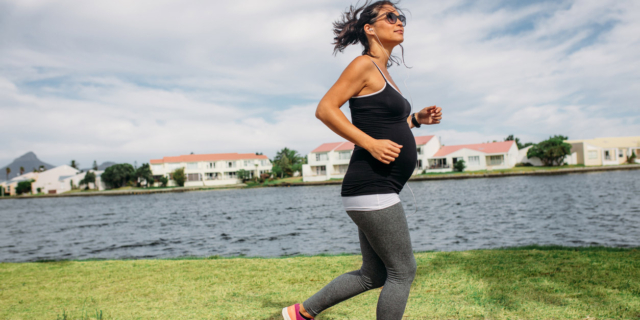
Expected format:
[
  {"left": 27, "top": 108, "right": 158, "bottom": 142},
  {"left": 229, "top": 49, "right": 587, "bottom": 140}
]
[{"left": 364, "top": 24, "right": 375, "bottom": 36}]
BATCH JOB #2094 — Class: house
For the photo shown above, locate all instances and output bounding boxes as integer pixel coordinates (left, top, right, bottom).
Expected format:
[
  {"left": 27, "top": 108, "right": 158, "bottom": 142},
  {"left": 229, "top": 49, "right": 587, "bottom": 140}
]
[
  {"left": 58, "top": 170, "right": 107, "bottom": 192},
  {"left": 31, "top": 165, "right": 80, "bottom": 194},
  {"left": 0, "top": 172, "right": 39, "bottom": 196},
  {"left": 302, "top": 135, "right": 440, "bottom": 182},
  {"left": 150, "top": 153, "right": 272, "bottom": 187},
  {"left": 564, "top": 136, "right": 640, "bottom": 166},
  {"left": 427, "top": 140, "right": 519, "bottom": 172}
]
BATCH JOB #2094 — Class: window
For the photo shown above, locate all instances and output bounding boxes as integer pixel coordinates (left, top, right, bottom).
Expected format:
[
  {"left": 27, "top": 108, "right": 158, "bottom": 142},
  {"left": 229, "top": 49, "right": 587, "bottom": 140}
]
[
  {"left": 226, "top": 172, "right": 237, "bottom": 179},
  {"left": 205, "top": 172, "right": 219, "bottom": 180},
  {"left": 260, "top": 159, "right": 269, "bottom": 166},
  {"left": 416, "top": 159, "right": 422, "bottom": 168},
  {"left": 417, "top": 147, "right": 422, "bottom": 155},
  {"left": 187, "top": 162, "right": 198, "bottom": 170},
  {"left": 151, "top": 164, "right": 163, "bottom": 172},
  {"left": 314, "top": 166, "right": 326, "bottom": 175},
  {"left": 316, "top": 153, "right": 328, "bottom": 161},
  {"left": 487, "top": 155, "right": 504, "bottom": 166},
  {"left": 227, "top": 161, "right": 236, "bottom": 168},
  {"left": 187, "top": 173, "right": 201, "bottom": 181},
  {"left": 604, "top": 150, "right": 611, "bottom": 160},
  {"left": 619, "top": 150, "right": 624, "bottom": 158},
  {"left": 468, "top": 156, "right": 480, "bottom": 165},
  {"left": 244, "top": 160, "right": 254, "bottom": 167},
  {"left": 207, "top": 162, "right": 215, "bottom": 169},
  {"left": 588, "top": 151, "right": 598, "bottom": 160},
  {"left": 338, "top": 151, "right": 351, "bottom": 160}
]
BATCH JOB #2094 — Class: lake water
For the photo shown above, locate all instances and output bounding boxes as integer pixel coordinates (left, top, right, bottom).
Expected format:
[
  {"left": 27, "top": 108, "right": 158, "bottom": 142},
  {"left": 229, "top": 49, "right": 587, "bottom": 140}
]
[{"left": 0, "top": 170, "right": 639, "bottom": 263}]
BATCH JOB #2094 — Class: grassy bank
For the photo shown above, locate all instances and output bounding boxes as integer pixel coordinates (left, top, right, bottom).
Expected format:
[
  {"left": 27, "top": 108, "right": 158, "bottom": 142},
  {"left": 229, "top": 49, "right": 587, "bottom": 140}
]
[{"left": 1, "top": 246, "right": 639, "bottom": 319}]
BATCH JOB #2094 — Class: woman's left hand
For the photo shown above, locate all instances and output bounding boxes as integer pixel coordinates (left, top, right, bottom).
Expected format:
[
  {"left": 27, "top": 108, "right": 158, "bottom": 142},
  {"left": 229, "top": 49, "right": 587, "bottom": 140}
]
[{"left": 417, "top": 105, "right": 442, "bottom": 125}]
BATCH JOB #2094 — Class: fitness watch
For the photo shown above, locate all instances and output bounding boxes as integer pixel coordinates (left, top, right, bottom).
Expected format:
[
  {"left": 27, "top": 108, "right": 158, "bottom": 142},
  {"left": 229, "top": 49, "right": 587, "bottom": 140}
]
[{"left": 411, "top": 113, "right": 421, "bottom": 128}]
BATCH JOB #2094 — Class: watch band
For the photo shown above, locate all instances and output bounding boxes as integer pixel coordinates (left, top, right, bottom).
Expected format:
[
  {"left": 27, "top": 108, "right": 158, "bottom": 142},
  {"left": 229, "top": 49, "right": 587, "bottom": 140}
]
[{"left": 411, "top": 113, "right": 421, "bottom": 128}]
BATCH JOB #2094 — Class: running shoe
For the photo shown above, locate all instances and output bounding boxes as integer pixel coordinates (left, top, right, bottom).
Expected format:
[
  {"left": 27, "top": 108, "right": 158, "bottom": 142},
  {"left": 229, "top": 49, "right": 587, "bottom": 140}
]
[{"left": 282, "top": 303, "right": 314, "bottom": 320}]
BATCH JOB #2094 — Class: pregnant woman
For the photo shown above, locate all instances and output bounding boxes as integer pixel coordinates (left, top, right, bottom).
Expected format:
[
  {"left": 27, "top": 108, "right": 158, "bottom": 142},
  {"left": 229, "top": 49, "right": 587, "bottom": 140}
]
[{"left": 282, "top": 1, "right": 442, "bottom": 319}]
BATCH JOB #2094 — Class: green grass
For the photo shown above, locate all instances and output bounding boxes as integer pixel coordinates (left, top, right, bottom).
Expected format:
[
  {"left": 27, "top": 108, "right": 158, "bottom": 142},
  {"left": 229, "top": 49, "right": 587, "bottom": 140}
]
[{"left": 1, "top": 246, "right": 638, "bottom": 319}]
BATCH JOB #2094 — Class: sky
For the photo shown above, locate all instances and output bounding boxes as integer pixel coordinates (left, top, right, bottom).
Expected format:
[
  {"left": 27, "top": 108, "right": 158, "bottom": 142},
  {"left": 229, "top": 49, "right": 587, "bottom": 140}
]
[{"left": 1, "top": 0, "right": 639, "bottom": 167}]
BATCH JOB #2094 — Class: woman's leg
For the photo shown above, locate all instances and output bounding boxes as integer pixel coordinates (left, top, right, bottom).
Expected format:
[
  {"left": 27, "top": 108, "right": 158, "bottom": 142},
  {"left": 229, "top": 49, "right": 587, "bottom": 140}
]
[
  {"left": 302, "top": 226, "right": 387, "bottom": 317},
  {"left": 302, "top": 202, "right": 417, "bottom": 319}
]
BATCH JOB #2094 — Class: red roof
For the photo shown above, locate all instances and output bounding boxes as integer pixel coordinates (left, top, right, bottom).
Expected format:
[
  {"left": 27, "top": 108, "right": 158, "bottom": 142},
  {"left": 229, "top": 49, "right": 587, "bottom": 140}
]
[
  {"left": 432, "top": 141, "right": 515, "bottom": 157},
  {"left": 415, "top": 135, "right": 434, "bottom": 145},
  {"left": 150, "top": 153, "right": 269, "bottom": 164},
  {"left": 312, "top": 136, "right": 434, "bottom": 153}
]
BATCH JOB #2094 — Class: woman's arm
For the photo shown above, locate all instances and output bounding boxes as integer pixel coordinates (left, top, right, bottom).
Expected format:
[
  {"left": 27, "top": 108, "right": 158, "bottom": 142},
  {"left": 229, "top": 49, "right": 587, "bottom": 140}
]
[{"left": 316, "top": 56, "right": 402, "bottom": 165}]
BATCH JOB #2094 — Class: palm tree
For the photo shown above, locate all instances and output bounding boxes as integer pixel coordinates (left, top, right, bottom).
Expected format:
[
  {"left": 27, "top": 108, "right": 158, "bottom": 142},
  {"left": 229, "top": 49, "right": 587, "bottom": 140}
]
[
  {"left": 19, "top": 166, "right": 24, "bottom": 176},
  {"left": 273, "top": 147, "right": 304, "bottom": 178},
  {"left": 39, "top": 165, "right": 45, "bottom": 172},
  {"left": 70, "top": 160, "right": 78, "bottom": 169},
  {"left": 5, "top": 167, "right": 9, "bottom": 181}
]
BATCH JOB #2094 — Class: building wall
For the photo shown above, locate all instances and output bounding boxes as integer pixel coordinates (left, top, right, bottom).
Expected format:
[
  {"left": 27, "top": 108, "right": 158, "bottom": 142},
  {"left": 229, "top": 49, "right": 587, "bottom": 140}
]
[
  {"left": 416, "top": 138, "right": 442, "bottom": 173},
  {"left": 31, "top": 166, "right": 80, "bottom": 194}
]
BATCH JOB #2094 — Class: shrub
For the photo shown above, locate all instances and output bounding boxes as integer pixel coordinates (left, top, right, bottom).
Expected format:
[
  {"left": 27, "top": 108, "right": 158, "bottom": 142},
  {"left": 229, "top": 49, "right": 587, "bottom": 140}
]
[
  {"left": 454, "top": 159, "right": 466, "bottom": 172},
  {"left": 172, "top": 168, "right": 186, "bottom": 187},
  {"left": 101, "top": 163, "right": 135, "bottom": 189},
  {"left": 16, "top": 179, "right": 34, "bottom": 195},
  {"left": 526, "top": 135, "right": 572, "bottom": 166},
  {"left": 515, "top": 162, "right": 534, "bottom": 167},
  {"left": 159, "top": 176, "right": 169, "bottom": 187},
  {"left": 627, "top": 150, "right": 637, "bottom": 164}
]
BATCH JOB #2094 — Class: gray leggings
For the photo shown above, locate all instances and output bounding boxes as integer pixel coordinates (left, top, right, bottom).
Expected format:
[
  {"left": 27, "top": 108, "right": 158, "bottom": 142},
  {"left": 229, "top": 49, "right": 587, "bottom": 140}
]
[{"left": 302, "top": 202, "right": 417, "bottom": 319}]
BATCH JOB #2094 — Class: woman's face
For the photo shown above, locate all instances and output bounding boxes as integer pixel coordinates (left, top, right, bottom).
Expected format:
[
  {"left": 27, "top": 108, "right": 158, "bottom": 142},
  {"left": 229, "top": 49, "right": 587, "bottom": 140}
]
[{"left": 370, "top": 5, "right": 404, "bottom": 45}]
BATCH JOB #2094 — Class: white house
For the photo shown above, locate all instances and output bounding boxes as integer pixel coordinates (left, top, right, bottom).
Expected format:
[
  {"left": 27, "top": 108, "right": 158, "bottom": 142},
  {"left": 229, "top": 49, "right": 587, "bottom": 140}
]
[
  {"left": 565, "top": 136, "right": 640, "bottom": 166},
  {"left": 150, "top": 153, "right": 272, "bottom": 187},
  {"left": 58, "top": 170, "right": 107, "bottom": 193},
  {"left": 1, "top": 172, "right": 39, "bottom": 196},
  {"left": 427, "top": 140, "right": 519, "bottom": 172},
  {"left": 302, "top": 135, "right": 440, "bottom": 182},
  {"left": 31, "top": 165, "right": 80, "bottom": 194},
  {"left": 303, "top": 141, "right": 355, "bottom": 182}
]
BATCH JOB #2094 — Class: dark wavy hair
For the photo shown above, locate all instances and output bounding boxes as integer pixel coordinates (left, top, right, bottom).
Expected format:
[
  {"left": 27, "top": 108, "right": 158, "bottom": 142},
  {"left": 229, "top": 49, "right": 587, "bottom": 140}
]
[{"left": 332, "top": 0, "right": 407, "bottom": 68}]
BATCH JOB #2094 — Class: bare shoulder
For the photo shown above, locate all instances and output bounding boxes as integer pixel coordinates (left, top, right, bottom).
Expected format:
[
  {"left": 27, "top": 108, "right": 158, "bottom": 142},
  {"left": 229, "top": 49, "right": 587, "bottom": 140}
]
[{"left": 342, "top": 55, "right": 375, "bottom": 78}]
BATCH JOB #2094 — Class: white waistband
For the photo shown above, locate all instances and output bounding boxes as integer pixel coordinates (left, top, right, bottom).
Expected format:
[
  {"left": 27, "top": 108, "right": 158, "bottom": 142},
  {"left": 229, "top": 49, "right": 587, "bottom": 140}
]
[{"left": 342, "top": 193, "right": 401, "bottom": 211}]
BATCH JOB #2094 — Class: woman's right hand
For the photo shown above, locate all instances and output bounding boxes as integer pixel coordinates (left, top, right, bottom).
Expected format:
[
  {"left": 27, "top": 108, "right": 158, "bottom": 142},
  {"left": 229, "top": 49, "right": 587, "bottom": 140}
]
[{"left": 366, "top": 139, "right": 403, "bottom": 164}]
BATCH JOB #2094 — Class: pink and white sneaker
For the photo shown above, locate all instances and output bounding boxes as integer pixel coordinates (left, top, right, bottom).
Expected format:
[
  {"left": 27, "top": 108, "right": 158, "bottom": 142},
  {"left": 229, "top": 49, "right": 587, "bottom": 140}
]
[{"left": 282, "top": 303, "right": 314, "bottom": 320}]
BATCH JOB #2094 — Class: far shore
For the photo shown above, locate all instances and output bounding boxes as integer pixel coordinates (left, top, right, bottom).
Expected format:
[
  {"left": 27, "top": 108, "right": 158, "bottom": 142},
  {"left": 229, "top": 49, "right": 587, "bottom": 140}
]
[{"left": 2, "top": 164, "right": 639, "bottom": 200}]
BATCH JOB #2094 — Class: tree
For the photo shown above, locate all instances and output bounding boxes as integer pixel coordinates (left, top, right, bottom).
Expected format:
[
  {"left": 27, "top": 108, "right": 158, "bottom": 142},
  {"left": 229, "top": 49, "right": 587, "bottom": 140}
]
[
  {"left": 135, "top": 163, "right": 154, "bottom": 187},
  {"left": 505, "top": 134, "right": 533, "bottom": 150},
  {"left": 39, "top": 165, "right": 46, "bottom": 172},
  {"left": 272, "top": 147, "right": 304, "bottom": 178},
  {"left": 16, "top": 179, "right": 34, "bottom": 195},
  {"left": 79, "top": 171, "right": 96, "bottom": 190},
  {"left": 70, "top": 160, "right": 78, "bottom": 169},
  {"left": 19, "top": 166, "right": 24, "bottom": 175},
  {"left": 171, "top": 167, "right": 186, "bottom": 187},
  {"left": 237, "top": 169, "right": 251, "bottom": 182},
  {"left": 92, "top": 160, "right": 98, "bottom": 171},
  {"left": 627, "top": 150, "right": 637, "bottom": 164},
  {"left": 526, "top": 135, "right": 572, "bottom": 166},
  {"left": 0, "top": 186, "right": 4, "bottom": 196},
  {"left": 454, "top": 159, "right": 466, "bottom": 172},
  {"left": 5, "top": 167, "right": 10, "bottom": 181},
  {"left": 159, "top": 176, "right": 169, "bottom": 187},
  {"left": 101, "top": 163, "right": 135, "bottom": 189}
]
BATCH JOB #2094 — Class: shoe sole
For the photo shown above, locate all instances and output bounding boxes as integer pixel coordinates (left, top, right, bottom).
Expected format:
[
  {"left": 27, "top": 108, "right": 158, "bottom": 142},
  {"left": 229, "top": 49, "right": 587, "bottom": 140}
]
[{"left": 282, "top": 307, "right": 292, "bottom": 320}]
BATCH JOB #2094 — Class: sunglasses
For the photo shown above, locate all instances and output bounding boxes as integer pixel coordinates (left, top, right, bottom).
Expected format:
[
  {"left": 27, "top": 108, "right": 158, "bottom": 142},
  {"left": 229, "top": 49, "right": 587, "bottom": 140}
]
[{"left": 373, "top": 12, "right": 406, "bottom": 27}]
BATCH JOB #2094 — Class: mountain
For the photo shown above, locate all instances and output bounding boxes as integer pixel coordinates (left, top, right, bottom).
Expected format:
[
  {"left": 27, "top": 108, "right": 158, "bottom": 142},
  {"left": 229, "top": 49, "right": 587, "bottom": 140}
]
[
  {"left": 81, "top": 161, "right": 116, "bottom": 171},
  {"left": 0, "top": 152, "right": 55, "bottom": 181}
]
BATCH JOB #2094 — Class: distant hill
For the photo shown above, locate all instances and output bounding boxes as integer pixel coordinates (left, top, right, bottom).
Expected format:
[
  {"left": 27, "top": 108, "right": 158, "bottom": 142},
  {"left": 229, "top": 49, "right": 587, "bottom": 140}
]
[
  {"left": 0, "top": 152, "right": 55, "bottom": 181},
  {"left": 82, "top": 161, "right": 116, "bottom": 171}
]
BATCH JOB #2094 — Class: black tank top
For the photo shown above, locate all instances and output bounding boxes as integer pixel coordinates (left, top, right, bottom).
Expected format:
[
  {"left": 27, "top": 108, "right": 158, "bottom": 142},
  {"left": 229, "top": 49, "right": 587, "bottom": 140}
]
[{"left": 341, "top": 59, "right": 417, "bottom": 197}]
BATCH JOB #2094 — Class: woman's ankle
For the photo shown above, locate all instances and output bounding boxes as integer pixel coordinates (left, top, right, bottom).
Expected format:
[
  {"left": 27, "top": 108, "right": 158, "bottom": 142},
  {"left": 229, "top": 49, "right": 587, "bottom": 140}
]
[{"left": 299, "top": 304, "right": 313, "bottom": 318}]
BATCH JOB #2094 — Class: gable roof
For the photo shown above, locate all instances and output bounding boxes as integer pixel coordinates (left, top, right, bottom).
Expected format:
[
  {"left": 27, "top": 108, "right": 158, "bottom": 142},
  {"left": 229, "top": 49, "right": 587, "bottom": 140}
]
[
  {"left": 312, "top": 135, "right": 435, "bottom": 153},
  {"left": 150, "top": 153, "right": 269, "bottom": 164},
  {"left": 433, "top": 141, "right": 515, "bottom": 157}
]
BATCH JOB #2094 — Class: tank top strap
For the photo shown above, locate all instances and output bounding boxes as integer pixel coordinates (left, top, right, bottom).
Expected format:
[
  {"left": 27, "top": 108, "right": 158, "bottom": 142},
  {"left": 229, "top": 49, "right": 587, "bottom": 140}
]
[{"left": 370, "top": 59, "right": 389, "bottom": 84}]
